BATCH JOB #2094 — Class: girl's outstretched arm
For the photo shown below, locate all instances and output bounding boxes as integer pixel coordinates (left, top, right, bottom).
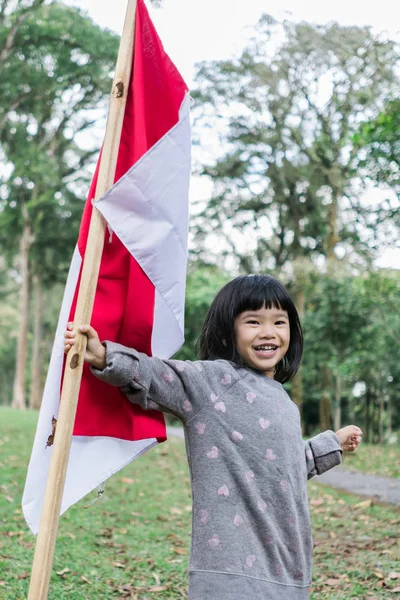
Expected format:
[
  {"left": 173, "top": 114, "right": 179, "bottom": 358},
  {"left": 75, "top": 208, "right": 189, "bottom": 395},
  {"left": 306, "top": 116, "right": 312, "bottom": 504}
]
[
  {"left": 303, "top": 425, "right": 362, "bottom": 480},
  {"left": 64, "top": 323, "right": 214, "bottom": 422},
  {"left": 303, "top": 431, "right": 342, "bottom": 480}
]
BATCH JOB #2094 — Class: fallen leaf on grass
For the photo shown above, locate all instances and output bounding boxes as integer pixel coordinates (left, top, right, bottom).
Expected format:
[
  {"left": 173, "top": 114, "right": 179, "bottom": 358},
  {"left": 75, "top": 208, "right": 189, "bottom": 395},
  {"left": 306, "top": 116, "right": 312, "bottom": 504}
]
[
  {"left": 56, "top": 568, "right": 70, "bottom": 577},
  {"left": 355, "top": 499, "right": 372, "bottom": 508},
  {"left": 389, "top": 573, "right": 400, "bottom": 580},
  {"left": 81, "top": 575, "right": 92, "bottom": 584},
  {"left": 120, "top": 477, "right": 134, "bottom": 485},
  {"left": 17, "top": 571, "right": 30, "bottom": 580},
  {"left": 372, "top": 570, "right": 385, "bottom": 579},
  {"left": 310, "top": 498, "right": 324, "bottom": 506},
  {"left": 170, "top": 507, "right": 183, "bottom": 515},
  {"left": 391, "top": 586, "right": 400, "bottom": 593},
  {"left": 325, "top": 578, "right": 342, "bottom": 586},
  {"left": 112, "top": 562, "right": 125, "bottom": 569},
  {"left": 0, "top": 581, "right": 7, "bottom": 586},
  {"left": 171, "top": 546, "right": 187, "bottom": 555},
  {"left": 149, "top": 586, "right": 168, "bottom": 592}
]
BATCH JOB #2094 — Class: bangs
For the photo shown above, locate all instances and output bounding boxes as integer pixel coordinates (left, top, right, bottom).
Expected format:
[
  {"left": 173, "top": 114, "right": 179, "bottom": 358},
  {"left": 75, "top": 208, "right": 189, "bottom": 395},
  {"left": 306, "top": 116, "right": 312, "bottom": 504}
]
[{"left": 231, "top": 275, "right": 292, "bottom": 319}]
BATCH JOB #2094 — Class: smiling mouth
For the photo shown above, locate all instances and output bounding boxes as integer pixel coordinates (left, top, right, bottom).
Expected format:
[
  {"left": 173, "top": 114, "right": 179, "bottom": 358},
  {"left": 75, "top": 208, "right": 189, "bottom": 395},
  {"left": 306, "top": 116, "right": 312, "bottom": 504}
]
[{"left": 253, "top": 344, "right": 279, "bottom": 356}]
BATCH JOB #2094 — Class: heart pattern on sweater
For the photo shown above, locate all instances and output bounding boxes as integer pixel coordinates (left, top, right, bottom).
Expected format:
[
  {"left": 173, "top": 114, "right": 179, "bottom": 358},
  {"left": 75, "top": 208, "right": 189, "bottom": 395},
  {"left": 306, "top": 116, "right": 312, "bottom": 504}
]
[
  {"left": 208, "top": 534, "right": 220, "bottom": 547},
  {"left": 231, "top": 431, "right": 243, "bottom": 442},
  {"left": 162, "top": 372, "right": 174, "bottom": 383},
  {"left": 214, "top": 401, "right": 226, "bottom": 413},
  {"left": 265, "top": 448, "right": 276, "bottom": 461},
  {"left": 245, "top": 555, "right": 256, "bottom": 569},
  {"left": 259, "top": 418, "right": 271, "bottom": 429},
  {"left": 207, "top": 446, "right": 219, "bottom": 459},
  {"left": 200, "top": 509, "right": 209, "bottom": 524},
  {"left": 245, "top": 471, "right": 254, "bottom": 482},
  {"left": 246, "top": 392, "right": 256, "bottom": 403},
  {"left": 210, "top": 393, "right": 218, "bottom": 403},
  {"left": 233, "top": 514, "right": 243, "bottom": 527},
  {"left": 221, "top": 373, "right": 231, "bottom": 385},
  {"left": 183, "top": 399, "right": 192, "bottom": 412},
  {"left": 217, "top": 485, "right": 229, "bottom": 497},
  {"left": 195, "top": 422, "right": 206, "bottom": 435},
  {"left": 280, "top": 480, "right": 289, "bottom": 492}
]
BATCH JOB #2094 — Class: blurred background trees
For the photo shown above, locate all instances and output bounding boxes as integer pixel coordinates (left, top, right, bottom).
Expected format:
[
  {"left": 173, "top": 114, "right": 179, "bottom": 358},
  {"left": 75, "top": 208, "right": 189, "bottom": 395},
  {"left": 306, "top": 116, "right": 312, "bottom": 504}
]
[{"left": 0, "top": 1, "right": 399, "bottom": 442}]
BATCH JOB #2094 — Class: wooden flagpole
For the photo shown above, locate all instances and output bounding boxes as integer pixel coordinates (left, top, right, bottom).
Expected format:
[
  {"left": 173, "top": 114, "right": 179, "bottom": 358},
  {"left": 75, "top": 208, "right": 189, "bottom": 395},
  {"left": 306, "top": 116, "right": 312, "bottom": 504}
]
[{"left": 28, "top": 1, "right": 138, "bottom": 597}]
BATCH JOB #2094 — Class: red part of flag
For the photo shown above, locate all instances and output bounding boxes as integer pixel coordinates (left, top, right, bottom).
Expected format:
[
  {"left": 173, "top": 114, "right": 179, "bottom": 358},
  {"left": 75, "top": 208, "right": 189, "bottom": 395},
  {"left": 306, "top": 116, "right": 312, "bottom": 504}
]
[{"left": 70, "top": 0, "right": 188, "bottom": 441}]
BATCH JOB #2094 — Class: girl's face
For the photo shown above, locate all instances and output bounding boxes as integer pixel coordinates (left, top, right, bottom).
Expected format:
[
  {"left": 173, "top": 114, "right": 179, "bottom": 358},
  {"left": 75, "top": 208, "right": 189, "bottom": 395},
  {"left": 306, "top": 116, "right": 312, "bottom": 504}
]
[{"left": 234, "top": 305, "right": 290, "bottom": 379}]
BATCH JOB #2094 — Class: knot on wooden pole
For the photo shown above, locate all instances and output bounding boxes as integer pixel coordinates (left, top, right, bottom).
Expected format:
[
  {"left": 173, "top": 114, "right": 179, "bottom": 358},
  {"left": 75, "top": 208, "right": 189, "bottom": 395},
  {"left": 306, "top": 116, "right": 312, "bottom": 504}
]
[{"left": 114, "top": 81, "right": 124, "bottom": 98}]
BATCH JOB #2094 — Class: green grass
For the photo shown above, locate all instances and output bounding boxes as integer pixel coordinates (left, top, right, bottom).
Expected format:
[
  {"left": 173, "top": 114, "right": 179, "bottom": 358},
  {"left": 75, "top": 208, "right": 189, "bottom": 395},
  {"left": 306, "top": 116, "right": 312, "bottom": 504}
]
[
  {"left": 0, "top": 406, "right": 399, "bottom": 599},
  {"left": 342, "top": 442, "right": 400, "bottom": 479}
]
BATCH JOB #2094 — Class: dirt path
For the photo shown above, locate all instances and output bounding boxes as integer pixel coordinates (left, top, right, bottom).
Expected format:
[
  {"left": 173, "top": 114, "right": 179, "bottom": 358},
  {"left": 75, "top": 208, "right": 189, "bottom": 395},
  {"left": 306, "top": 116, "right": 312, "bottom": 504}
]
[{"left": 167, "top": 426, "right": 400, "bottom": 507}]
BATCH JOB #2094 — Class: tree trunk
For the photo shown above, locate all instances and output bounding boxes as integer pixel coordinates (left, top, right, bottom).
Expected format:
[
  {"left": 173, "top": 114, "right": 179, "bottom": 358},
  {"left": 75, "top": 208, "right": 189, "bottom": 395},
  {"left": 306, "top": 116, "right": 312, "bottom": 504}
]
[
  {"left": 365, "top": 385, "right": 371, "bottom": 444},
  {"left": 320, "top": 366, "right": 333, "bottom": 430},
  {"left": 378, "top": 390, "right": 384, "bottom": 445},
  {"left": 320, "top": 189, "right": 339, "bottom": 433},
  {"left": 11, "top": 215, "right": 31, "bottom": 409},
  {"left": 29, "top": 274, "right": 44, "bottom": 410},
  {"left": 291, "top": 283, "right": 305, "bottom": 420},
  {"left": 333, "top": 373, "right": 341, "bottom": 431},
  {"left": 386, "top": 394, "right": 392, "bottom": 442}
]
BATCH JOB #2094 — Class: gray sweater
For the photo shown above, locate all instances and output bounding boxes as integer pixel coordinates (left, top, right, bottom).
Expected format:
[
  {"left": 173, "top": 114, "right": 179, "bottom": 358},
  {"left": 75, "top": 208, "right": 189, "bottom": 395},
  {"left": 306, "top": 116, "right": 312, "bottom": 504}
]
[{"left": 92, "top": 342, "right": 342, "bottom": 600}]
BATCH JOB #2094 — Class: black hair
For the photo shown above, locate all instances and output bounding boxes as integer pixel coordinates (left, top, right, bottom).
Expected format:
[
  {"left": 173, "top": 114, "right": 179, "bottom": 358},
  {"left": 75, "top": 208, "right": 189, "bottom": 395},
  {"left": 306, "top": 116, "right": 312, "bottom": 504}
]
[{"left": 197, "top": 274, "right": 303, "bottom": 384}]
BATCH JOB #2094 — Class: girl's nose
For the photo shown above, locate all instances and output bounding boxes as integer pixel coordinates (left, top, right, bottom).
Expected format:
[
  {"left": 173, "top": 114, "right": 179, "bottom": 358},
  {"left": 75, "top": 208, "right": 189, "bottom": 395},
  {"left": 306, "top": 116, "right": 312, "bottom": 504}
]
[{"left": 260, "top": 325, "right": 275, "bottom": 338}]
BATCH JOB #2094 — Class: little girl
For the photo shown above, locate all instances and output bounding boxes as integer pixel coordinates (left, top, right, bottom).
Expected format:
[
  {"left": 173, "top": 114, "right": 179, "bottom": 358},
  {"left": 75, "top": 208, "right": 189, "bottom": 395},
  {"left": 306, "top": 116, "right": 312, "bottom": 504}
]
[{"left": 64, "top": 274, "right": 362, "bottom": 600}]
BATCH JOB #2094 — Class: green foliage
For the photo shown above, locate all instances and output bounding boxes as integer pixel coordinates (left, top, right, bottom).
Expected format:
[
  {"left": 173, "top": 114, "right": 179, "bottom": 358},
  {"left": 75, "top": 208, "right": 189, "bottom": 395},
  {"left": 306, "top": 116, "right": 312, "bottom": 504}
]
[
  {"left": 0, "top": 1, "right": 120, "bottom": 406},
  {"left": 0, "top": 1, "right": 119, "bottom": 282},
  {"left": 173, "top": 261, "right": 230, "bottom": 360},
  {"left": 192, "top": 17, "right": 400, "bottom": 271},
  {"left": 355, "top": 99, "right": 400, "bottom": 186},
  {"left": 301, "top": 269, "right": 400, "bottom": 437},
  {"left": 354, "top": 99, "right": 400, "bottom": 230}
]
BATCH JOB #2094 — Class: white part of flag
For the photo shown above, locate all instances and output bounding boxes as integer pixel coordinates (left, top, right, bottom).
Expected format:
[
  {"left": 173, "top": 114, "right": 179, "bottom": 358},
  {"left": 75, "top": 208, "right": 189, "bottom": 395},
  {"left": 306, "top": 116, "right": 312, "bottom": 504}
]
[{"left": 95, "top": 93, "right": 191, "bottom": 359}]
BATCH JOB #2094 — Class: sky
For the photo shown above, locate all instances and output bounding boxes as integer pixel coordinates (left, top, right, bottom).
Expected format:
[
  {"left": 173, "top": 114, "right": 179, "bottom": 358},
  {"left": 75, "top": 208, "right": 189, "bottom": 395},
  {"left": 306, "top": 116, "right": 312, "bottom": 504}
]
[{"left": 66, "top": 0, "right": 400, "bottom": 268}]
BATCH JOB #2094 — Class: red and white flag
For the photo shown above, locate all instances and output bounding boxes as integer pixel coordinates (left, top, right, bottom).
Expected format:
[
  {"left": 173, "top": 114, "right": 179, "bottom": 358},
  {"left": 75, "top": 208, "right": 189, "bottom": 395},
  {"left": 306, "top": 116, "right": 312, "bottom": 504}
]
[{"left": 23, "top": 0, "right": 191, "bottom": 535}]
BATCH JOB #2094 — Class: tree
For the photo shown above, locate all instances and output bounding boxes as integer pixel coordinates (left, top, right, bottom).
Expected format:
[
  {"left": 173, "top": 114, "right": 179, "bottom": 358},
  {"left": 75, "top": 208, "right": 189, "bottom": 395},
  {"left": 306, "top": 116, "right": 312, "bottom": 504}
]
[
  {"left": 0, "top": 1, "right": 119, "bottom": 408},
  {"left": 301, "top": 269, "right": 400, "bottom": 440},
  {"left": 354, "top": 99, "right": 400, "bottom": 233},
  {"left": 192, "top": 16, "right": 400, "bottom": 426}
]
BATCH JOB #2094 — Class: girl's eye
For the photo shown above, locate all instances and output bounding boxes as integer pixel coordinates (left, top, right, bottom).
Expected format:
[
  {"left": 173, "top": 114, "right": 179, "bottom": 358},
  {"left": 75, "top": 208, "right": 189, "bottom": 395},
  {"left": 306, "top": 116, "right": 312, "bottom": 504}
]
[
  {"left": 247, "top": 320, "right": 259, "bottom": 325},
  {"left": 276, "top": 320, "right": 287, "bottom": 325}
]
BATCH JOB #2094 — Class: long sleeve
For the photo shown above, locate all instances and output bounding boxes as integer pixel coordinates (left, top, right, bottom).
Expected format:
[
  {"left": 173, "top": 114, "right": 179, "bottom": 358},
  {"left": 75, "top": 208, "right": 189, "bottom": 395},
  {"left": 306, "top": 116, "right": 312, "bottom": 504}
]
[
  {"left": 304, "top": 430, "right": 342, "bottom": 480},
  {"left": 90, "top": 341, "right": 224, "bottom": 422}
]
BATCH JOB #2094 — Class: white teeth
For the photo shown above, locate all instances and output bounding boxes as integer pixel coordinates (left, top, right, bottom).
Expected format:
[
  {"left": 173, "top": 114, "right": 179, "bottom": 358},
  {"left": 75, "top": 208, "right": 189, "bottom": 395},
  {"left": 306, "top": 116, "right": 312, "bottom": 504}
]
[{"left": 255, "top": 346, "right": 276, "bottom": 351}]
